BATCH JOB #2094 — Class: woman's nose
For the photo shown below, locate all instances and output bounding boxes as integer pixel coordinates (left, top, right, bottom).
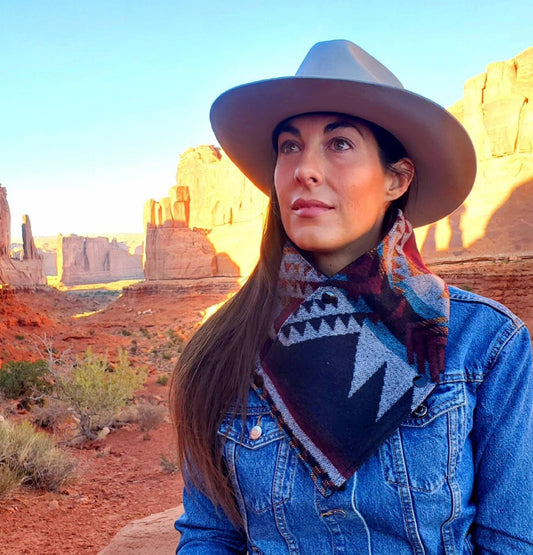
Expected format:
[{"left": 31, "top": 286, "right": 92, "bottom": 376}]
[{"left": 294, "top": 150, "right": 323, "bottom": 186}]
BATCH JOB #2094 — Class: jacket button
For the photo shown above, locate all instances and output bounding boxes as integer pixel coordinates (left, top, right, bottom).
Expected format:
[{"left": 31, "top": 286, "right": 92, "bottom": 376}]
[
  {"left": 412, "top": 404, "right": 428, "bottom": 418},
  {"left": 249, "top": 426, "right": 262, "bottom": 440},
  {"left": 321, "top": 291, "right": 337, "bottom": 305},
  {"left": 413, "top": 374, "right": 429, "bottom": 388}
]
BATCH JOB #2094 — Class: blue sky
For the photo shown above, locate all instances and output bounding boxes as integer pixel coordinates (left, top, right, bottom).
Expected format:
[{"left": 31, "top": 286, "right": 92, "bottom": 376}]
[{"left": 2, "top": 0, "right": 532, "bottom": 238}]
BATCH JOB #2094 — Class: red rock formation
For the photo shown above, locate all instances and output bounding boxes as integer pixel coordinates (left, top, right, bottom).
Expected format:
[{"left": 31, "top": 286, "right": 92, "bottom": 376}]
[
  {"left": 0, "top": 187, "right": 46, "bottom": 286},
  {"left": 143, "top": 225, "right": 218, "bottom": 280},
  {"left": 58, "top": 235, "right": 144, "bottom": 286},
  {"left": 143, "top": 147, "right": 268, "bottom": 280},
  {"left": 417, "top": 46, "right": 533, "bottom": 260},
  {"left": 0, "top": 186, "right": 10, "bottom": 257},
  {"left": 21, "top": 214, "right": 40, "bottom": 260}
]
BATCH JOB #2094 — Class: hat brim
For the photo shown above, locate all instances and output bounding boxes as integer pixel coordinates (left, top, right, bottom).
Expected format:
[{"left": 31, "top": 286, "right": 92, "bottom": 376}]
[{"left": 210, "top": 76, "right": 476, "bottom": 228}]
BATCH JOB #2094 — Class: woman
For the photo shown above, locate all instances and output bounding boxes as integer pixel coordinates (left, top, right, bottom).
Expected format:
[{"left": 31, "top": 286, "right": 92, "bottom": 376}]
[{"left": 172, "top": 40, "right": 533, "bottom": 553}]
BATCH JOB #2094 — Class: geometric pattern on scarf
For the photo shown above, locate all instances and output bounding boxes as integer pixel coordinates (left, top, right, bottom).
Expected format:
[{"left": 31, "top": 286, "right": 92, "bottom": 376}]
[{"left": 256, "top": 212, "right": 449, "bottom": 493}]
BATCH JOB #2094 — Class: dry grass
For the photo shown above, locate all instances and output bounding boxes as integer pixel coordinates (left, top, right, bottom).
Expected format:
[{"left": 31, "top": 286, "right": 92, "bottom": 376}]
[
  {"left": 136, "top": 402, "right": 167, "bottom": 432},
  {"left": 0, "top": 465, "right": 21, "bottom": 499},
  {"left": 32, "top": 399, "right": 72, "bottom": 432},
  {"left": 0, "top": 419, "right": 77, "bottom": 495}
]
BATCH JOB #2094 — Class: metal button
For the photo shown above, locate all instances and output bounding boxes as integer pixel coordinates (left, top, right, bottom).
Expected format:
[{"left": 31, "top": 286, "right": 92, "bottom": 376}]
[
  {"left": 412, "top": 404, "right": 428, "bottom": 418},
  {"left": 321, "top": 291, "right": 337, "bottom": 305},
  {"left": 413, "top": 374, "right": 429, "bottom": 388},
  {"left": 249, "top": 425, "right": 262, "bottom": 440}
]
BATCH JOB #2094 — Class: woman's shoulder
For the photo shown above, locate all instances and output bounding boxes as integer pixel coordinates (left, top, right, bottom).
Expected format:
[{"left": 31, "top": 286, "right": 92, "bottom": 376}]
[
  {"left": 446, "top": 285, "right": 531, "bottom": 379},
  {"left": 448, "top": 285, "right": 524, "bottom": 326}
]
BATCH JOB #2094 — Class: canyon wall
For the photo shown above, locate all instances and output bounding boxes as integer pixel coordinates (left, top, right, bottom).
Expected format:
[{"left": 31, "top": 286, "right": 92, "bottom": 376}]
[
  {"left": 0, "top": 187, "right": 46, "bottom": 286},
  {"left": 143, "top": 146, "right": 268, "bottom": 280},
  {"left": 57, "top": 235, "right": 144, "bottom": 286},
  {"left": 417, "top": 46, "right": 533, "bottom": 260}
]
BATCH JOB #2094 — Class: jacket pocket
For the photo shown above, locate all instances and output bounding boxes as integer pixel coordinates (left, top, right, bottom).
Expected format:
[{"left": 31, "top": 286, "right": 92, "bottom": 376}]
[
  {"left": 219, "top": 407, "right": 296, "bottom": 514},
  {"left": 380, "top": 382, "right": 466, "bottom": 492}
]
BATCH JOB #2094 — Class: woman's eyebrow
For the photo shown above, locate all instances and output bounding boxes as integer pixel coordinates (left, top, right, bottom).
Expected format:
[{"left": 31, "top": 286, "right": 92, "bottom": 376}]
[
  {"left": 324, "top": 120, "right": 364, "bottom": 138},
  {"left": 277, "top": 122, "right": 300, "bottom": 138}
]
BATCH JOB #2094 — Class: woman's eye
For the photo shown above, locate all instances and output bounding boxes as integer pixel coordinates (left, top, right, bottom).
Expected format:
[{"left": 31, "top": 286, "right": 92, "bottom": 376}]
[
  {"left": 279, "top": 140, "right": 300, "bottom": 154},
  {"left": 331, "top": 138, "right": 352, "bottom": 151}
]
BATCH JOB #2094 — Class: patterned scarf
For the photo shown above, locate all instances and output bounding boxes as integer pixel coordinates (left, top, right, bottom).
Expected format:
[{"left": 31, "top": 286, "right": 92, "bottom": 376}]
[{"left": 255, "top": 212, "right": 449, "bottom": 494}]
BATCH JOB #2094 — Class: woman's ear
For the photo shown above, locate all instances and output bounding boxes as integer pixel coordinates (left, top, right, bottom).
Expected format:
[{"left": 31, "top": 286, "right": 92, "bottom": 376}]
[{"left": 385, "top": 158, "right": 415, "bottom": 201}]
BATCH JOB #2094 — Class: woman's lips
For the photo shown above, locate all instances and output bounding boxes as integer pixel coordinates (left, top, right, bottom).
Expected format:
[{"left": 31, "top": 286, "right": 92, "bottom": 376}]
[{"left": 291, "top": 198, "right": 333, "bottom": 217}]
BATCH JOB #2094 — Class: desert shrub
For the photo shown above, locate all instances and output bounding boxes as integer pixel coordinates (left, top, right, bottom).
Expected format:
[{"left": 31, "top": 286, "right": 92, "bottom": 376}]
[
  {"left": 167, "top": 329, "right": 185, "bottom": 352},
  {"left": 0, "top": 359, "right": 50, "bottom": 405},
  {"left": 129, "top": 339, "right": 138, "bottom": 356},
  {"left": 115, "top": 404, "right": 139, "bottom": 424},
  {"left": 156, "top": 373, "right": 169, "bottom": 386},
  {"left": 32, "top": 399, "right": 71, "bottom": 432},
  {"left": 159, "top": 453, "right": 179, "bottom": 474},
  {"left": 54, "top": 348, "right": 148, "bottom": 440},
  {"left": 137, "top": 402, "right": 166, "bottom": 432},
  {"left": 0, "top": 419, "right": 77, "bottom": 493},
  {"left": 139, "top": 327, "right": 151, "bottom": 339},
  {"left": 0, "top": 465, "right": 21, "bottom": 498}
]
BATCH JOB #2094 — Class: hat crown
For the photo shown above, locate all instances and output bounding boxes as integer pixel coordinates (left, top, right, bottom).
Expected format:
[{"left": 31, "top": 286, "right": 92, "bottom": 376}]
[{"left": 296, "top": 40, "right": 404, "bottom": 89}]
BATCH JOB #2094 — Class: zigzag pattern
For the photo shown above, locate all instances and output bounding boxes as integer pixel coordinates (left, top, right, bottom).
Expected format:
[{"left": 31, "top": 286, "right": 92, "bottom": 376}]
[{"left": 278, "top": 287, "right": 367, "bottom": 346}]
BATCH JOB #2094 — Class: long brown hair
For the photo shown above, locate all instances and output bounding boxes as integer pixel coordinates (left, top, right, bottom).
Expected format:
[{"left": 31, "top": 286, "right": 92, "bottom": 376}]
[
  {"left": 170, "top": 192, "right": 286, "bottom": 526},
  {"left": 170, "top": 114, "right": 414, "bottom": 526}
]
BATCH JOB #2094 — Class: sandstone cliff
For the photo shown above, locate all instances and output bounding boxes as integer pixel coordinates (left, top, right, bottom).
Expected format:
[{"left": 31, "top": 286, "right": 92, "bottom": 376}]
[
  {"left": 143, "top": 146, "right": 268, "bottom": 280},
  {"left": 418, "top": 46, "right": 533, "bottom": 260},
  {"left": 58, "top": 235, "right": 144, "bottom": 286},
  {"left": 0, "top": 186, "right": 46, "bottom": 286},
  {"left": 21, "top": 215, "right": 40, "bottom": 260},
  {"left": 0, "top": 186, "right": 10, "bottom": 257}
]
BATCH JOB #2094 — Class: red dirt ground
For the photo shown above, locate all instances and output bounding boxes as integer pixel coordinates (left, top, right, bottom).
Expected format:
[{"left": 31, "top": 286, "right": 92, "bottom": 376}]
[{"left": 0, "top": 281, "right": 238, "bottom": 554}]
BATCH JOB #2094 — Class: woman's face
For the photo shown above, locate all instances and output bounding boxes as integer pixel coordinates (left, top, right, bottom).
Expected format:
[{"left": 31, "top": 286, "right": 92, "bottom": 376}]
[{"left": 274, "top": 113, "right": 411, "bottom": 276}]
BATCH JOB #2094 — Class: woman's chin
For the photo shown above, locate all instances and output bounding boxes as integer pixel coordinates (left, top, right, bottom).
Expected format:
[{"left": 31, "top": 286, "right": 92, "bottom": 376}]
[{"left": 289, "top": 237, "right": 333, "bottom": 254}]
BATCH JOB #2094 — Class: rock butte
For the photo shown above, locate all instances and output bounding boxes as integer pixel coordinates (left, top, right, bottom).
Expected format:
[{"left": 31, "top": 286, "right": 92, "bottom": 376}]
[
  {"left": 57, "top": 235, "right": 144, "bottom": 286},
  {"left": 0, "top": 186, "right": 46, "bottom": 286},
  {"left": 143, "top": 145, "right": 268, "bottom": 280}
]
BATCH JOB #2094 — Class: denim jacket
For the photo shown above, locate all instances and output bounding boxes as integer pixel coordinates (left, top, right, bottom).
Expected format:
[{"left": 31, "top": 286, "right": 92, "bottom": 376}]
[{"left": 176, "top": 287, "right": 533, "bottom": 554}]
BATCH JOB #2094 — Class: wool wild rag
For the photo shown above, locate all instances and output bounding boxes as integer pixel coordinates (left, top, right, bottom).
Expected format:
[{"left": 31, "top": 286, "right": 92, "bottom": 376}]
[{"left": 256, "top": 212, "right": 450, "bottom": 492}]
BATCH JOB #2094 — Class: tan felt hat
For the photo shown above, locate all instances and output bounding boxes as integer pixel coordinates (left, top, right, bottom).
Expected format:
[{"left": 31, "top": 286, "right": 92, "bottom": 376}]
[{"left": 210, "top": 39, "right": 476, "bottom": 227}]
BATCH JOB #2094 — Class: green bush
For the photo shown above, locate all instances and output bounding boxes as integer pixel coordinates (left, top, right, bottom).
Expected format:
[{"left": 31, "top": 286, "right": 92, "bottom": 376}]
[
  {"left": 0, "top": 359, "right": 50, "bottom": 405},
  {"left": 0, "top": 419, "right": 77, "bottom": 495},
  {"left": 54, "top": 348, "right": 148, "bottom": 440}
]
